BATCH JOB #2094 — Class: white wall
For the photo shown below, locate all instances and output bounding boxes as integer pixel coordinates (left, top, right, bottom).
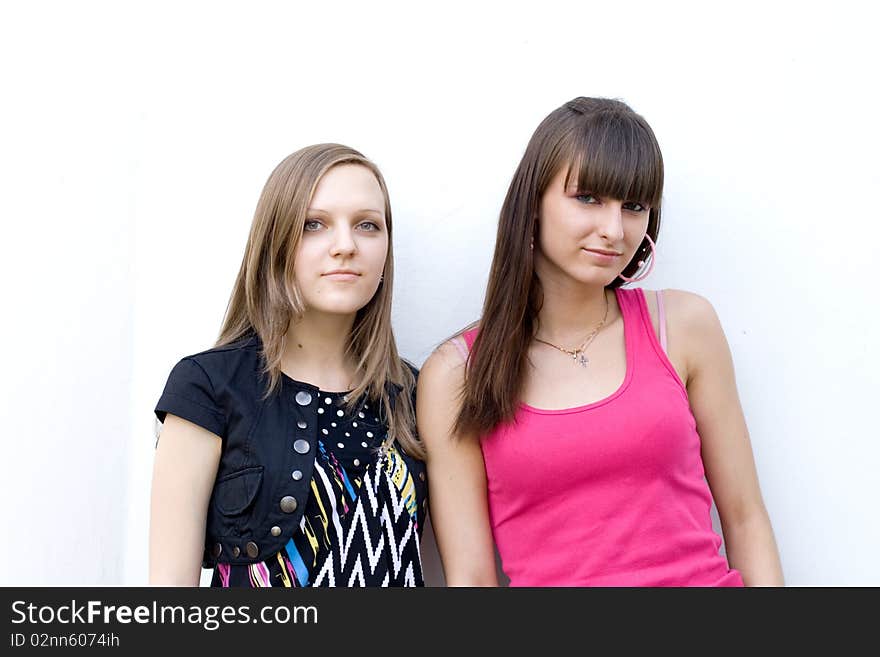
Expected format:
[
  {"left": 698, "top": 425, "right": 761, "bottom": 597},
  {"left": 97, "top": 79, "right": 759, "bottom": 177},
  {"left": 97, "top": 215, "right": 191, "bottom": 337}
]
[{"left": 1, "top": 0, "right": 876, "bottom": 586}]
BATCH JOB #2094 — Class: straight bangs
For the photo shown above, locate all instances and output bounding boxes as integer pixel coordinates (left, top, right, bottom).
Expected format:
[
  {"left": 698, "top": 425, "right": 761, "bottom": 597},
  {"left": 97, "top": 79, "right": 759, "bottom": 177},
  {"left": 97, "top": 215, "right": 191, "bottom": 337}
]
[
  {"left": 453, "top": 96, "right": 666, "bottom": 440},
  {"left": 564, "top": 111, "right": 664, "bottom": 209}
]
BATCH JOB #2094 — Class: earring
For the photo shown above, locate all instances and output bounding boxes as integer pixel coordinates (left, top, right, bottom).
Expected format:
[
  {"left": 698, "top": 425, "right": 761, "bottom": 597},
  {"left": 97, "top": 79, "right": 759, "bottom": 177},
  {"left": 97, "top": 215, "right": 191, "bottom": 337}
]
[
  {"left": 618, "top": 234, "right": 656, "bottom": 283},
  {"left": 530, "top": 239, "right": 534, "bottom": 251},
  {"left": 379, "top": 274, "right": 384, "bottom": 283}
]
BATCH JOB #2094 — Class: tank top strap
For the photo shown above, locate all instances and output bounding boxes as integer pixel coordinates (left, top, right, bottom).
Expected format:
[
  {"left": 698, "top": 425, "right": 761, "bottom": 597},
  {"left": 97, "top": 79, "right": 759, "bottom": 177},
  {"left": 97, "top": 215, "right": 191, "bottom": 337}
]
[
  {"left": 613, "top": 287, "right": 646, "bottom": 330},
  {"left": 622, "top": 287, "right": 661, "bottom": 348},
  {"left": 451, "top": 334, "right": 471, "bottom": 360},
  {"left": 461, "top": 326, "right": 479, "bottom": 351},
  {"left": 656, "top": 290, "right": 668, "bottom": 353},
  {"left": 613, "top": 287, "right": 655, "bottom": 366},
  {"left": 618, "top": 287, "right": 687, "bottom": 395},
  {"left": 447, "top": 327, "right": 479, "bottom": 372}
]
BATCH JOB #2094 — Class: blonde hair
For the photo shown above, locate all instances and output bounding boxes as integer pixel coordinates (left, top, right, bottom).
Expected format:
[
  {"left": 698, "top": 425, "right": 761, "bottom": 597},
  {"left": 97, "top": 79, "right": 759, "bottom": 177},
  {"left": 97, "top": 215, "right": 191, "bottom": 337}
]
[{"left": 217, "top": 144, "right": 423, "bottom": 459}]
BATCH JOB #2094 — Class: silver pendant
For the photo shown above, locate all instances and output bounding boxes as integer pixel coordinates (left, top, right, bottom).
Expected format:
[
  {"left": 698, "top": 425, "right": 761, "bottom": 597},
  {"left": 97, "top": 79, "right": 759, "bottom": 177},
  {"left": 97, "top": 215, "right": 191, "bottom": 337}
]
[{"left": 575, "top": 352, "right": 589, "bottom": 367}]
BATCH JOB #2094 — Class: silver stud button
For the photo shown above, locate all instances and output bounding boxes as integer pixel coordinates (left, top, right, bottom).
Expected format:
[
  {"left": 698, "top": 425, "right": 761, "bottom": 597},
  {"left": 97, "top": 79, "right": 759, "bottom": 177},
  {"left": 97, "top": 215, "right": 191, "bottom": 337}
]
[{"left": 280, "top": 496, "right": 298, "bottom": 513}]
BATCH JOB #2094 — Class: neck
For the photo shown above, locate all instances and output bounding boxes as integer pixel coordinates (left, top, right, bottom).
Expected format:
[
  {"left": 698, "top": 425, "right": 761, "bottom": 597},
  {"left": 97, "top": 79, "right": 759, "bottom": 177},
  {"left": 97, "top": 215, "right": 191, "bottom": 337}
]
[
  {"left": 533, "top": 274, "right": 612, "bottom": 346},
  {"left": 281, "top": 310, "right": 358, "bottom": 391}
]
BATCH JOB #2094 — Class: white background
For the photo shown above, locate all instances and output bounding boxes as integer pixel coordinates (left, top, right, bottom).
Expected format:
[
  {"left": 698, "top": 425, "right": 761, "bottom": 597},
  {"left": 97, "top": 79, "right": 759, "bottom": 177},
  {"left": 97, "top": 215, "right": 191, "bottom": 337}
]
[{"left": 1, "top": 1, "right": 877, "bottom": 586}]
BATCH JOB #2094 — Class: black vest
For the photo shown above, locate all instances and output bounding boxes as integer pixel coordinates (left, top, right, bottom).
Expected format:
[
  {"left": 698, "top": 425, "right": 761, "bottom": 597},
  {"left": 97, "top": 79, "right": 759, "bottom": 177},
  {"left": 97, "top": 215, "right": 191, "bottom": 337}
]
[{"left": 154, "top": 334, "right": 426, "bottom": 567}]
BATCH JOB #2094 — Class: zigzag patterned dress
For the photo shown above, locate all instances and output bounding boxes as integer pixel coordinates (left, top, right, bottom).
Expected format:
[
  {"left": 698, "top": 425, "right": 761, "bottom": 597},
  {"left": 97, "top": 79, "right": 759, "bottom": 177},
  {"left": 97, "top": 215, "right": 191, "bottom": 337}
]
[{"left": 211, "top": 389, "right": 427, "bottom": 587}]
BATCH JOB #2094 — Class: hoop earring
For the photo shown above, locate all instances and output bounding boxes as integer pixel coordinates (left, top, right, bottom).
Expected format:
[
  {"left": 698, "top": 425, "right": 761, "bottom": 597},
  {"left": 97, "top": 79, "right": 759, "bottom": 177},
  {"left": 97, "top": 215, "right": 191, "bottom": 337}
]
[{"left": 618, "top": 234, "right": 656, "bottom": 283}]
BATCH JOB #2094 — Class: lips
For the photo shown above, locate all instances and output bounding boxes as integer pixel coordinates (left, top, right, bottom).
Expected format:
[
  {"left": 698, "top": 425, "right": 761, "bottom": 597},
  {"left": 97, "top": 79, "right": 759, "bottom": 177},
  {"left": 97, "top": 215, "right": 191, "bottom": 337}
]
[
  {"left": 322, "top": 270, "right": 361, "bottom": 283},
  {"left": 581, "top": 248, "right": 621, "bottom": 265},
  {"left": 582, "top": 248, "right": 622, "bottom": 256}
]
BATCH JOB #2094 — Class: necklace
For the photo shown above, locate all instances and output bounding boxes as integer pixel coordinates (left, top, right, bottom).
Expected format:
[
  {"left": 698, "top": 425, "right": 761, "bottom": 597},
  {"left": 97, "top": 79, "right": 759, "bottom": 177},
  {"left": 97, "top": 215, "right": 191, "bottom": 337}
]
[{"left": 534, "top": 290, "right": 610, "bottom": 368}]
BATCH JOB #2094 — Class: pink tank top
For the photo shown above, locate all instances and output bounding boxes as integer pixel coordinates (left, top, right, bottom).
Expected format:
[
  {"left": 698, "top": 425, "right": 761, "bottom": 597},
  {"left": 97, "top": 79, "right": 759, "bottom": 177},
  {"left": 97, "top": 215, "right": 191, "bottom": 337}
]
[{"left": 459, "top": 287, "right": 743, "bottom": 587}]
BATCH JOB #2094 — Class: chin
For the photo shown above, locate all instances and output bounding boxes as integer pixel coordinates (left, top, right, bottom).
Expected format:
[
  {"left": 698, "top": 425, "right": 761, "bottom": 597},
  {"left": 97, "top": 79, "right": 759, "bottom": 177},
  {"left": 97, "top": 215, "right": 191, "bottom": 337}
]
[
  {"left": 304, "top": 296, "right": 373, "bottom": 316},
  {"left": 564, "top": 267, "right": 617, "bottom": 287}
]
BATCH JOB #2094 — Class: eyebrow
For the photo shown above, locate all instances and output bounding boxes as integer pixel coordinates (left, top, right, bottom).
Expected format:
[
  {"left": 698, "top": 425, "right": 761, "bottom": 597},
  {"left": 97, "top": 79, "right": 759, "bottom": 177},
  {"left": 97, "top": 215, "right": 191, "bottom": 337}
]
[{"left": 307, "top": 208, "right": 383, "bottom": 216}]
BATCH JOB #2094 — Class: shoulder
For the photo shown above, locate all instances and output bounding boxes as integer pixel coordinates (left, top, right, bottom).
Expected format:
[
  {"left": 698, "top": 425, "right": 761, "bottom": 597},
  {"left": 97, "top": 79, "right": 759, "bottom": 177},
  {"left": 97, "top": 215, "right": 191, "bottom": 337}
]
[
  {"left": 657, "top": 289, "right": 721, "bottom": 332},
  {"left": 638, "top": 288, "right": 719, "bottom": 328},
  {"left": 654, "top": 289, "right": 728, "bottom": 371},
  {"left": 160, "top": 335, "right": 265, "bottom": 410},
  {"left": 185, "top": 333, "right": 261, "bottom": 364},
  {"left": 418, "top": 338, "right": 469, "bottom": 394},
  {"left": 418, "top": 322, "right": 480, "bottom": 388},
  {"left": 176, "top": 334, "right": 262, "bottom": 381},
  {"left": 422, "top": 341, "right": 465, "bottom": 373}
]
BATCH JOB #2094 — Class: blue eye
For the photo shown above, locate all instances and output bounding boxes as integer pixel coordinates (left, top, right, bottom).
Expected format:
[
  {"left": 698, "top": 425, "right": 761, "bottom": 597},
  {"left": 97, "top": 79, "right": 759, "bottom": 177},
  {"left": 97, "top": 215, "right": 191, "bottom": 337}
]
[
  {"left": 576, "top": 193, "right": 599, "bottom": 204},
  {"left": 303, "top": 220, "right": 322, "bottom": 231},
  {"left": 623, "top": 202, "right": 648, "bottom": 212},
  {"left": 358, "top": 221, "right": 381, "bottom": 231}
]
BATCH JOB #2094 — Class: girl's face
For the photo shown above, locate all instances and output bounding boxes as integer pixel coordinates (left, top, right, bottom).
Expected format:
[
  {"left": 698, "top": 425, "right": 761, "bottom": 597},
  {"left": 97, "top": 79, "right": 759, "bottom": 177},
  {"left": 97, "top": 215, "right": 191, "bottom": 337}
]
[
  {"left": 293, "top": 164, "right": 389, "bottom": 316},
  {"left": 535, "top": 165, "right": 650, "bottom": 288}
]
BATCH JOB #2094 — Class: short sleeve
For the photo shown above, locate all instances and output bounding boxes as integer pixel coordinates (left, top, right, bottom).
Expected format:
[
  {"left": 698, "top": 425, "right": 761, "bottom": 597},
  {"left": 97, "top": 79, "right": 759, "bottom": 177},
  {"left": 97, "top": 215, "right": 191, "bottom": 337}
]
[{"left": 154, "top": 357, "right": 225, "bottom": 438}]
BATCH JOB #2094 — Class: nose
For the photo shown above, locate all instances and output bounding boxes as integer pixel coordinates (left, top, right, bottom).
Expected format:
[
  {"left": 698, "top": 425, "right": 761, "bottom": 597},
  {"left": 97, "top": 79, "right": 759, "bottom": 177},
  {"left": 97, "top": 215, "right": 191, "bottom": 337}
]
[
  {"left": 329, "top": 224, "right": 357, "bottom": 257},
  {"left": 597, "top": 201, "right": 625, "bottom": 243}
]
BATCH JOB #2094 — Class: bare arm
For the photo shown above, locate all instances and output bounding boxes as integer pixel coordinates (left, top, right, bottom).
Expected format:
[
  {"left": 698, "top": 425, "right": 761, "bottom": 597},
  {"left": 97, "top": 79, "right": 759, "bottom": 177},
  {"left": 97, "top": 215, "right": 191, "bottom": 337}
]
[
  {"left": 149, "top": 414, "right": 222, "bottom": 586},
  {"left": 417, "top": 341, "right": 499, "bottom": 586},
  {"left": 669, "top": 290, "right": 784, "bottom": 586}
]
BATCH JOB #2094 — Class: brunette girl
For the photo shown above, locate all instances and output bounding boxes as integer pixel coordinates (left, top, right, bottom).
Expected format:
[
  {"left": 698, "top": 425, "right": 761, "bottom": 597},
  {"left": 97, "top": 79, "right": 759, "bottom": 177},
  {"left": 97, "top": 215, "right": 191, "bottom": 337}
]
[{"left": 418, "top": 98, "right": 783, "bottom": 586}]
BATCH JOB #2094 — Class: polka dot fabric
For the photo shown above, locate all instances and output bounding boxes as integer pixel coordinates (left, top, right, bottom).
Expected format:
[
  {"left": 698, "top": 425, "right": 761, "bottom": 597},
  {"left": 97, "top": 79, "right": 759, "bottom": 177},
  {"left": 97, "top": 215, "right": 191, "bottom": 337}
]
[{"left": 317, "top": 390, "right": 383, "bottom": 477}]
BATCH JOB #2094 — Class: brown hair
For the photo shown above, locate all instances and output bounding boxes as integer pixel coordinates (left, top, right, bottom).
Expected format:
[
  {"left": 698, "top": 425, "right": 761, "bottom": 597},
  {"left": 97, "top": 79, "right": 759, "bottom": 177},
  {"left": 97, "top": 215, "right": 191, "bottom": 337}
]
[
  {"left": 453, "top": 97, "right": 664, "bottom": 439},
  {"left": 217, "top": 143, "right": 422, "bottom": 459}
]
